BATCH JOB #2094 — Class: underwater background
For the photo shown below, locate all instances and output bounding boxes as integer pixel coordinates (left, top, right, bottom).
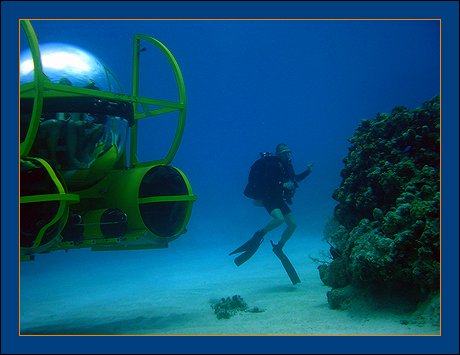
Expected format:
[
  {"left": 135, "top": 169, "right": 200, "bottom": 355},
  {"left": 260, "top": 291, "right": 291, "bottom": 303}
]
[
  {"left": 22, "top": 19, "right": 439, "bottom": 237},
  {"left": 6, "top": 5, "right": 457, "bottom": 352}
]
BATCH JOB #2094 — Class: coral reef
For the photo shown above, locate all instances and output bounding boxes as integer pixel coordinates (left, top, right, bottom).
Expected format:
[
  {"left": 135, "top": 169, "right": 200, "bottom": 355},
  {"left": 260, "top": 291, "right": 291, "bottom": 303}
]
[
  {"left": 321, "top": 96, "right": 440, "bottom": 309},
  {"left": 210, "top": 295, "right": 264, "bottom": 319}
]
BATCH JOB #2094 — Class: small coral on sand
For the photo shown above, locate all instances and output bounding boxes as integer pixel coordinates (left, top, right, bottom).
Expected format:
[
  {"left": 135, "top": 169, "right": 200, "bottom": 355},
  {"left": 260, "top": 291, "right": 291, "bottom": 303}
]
[{"left": 211, "top": 295, "right": 264, "bottom": 319}]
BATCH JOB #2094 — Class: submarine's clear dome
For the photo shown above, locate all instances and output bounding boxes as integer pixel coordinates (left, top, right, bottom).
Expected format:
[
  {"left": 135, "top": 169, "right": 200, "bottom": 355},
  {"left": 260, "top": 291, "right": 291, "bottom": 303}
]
[{"left": 20, "top": 42, "right": 123, "bottom": 93}]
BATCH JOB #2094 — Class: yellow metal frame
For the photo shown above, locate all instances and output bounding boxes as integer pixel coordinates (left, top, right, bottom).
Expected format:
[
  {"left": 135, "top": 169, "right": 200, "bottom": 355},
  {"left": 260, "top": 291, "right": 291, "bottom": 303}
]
[
  {"left": 131, "top": 34, "right": 187, "bottom": 167},
  {"left": 20, "top": 158, "right": 80, "bottom": 249},
  {"left": 20, "top": 20, "right": 44, "bottom": 157}
]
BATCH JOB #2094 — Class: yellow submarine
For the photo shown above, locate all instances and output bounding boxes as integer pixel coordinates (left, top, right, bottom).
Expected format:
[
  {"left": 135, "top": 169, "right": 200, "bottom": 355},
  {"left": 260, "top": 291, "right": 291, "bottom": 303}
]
[{"left": 20, "top": 20, "right": 197, "bottom": 261}]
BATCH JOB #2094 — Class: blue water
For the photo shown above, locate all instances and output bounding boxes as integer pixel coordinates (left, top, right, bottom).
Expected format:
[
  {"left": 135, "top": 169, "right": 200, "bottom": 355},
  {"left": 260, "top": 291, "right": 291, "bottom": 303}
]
[
  {"left": 24, "top": 19, "right": 439, "bottom": 238},
  {"left": 19, "top": 19, "right": 440, "bottom": 336}
]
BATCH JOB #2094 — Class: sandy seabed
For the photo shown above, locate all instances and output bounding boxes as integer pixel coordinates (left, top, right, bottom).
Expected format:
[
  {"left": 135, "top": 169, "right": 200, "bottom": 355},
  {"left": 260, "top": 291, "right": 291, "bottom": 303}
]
[{"left": 20, "top": 234, "right": 440, "bottom": 336}]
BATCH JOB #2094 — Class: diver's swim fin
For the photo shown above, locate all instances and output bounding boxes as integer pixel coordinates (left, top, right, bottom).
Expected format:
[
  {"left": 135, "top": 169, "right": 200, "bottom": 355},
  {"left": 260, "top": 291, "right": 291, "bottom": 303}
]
[
  {"left": 271, "top": 240, "right": 301, "bottom": 285},
  {"left": 230, "top": 230, "right": 265, "bottom": 266}
]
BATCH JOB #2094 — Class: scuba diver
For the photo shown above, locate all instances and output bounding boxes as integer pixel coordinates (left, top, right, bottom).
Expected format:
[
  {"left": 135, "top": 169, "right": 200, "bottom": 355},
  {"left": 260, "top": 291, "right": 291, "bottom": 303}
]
[{"left": 229, "top": 143, "right": 314, "bottom": 284}]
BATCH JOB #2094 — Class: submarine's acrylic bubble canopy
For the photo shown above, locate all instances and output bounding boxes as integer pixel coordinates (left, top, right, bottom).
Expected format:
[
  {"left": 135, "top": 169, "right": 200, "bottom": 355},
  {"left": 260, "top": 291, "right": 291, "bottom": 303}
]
[{"left": 20, "top": 42, "right": 123, "bottom": 93}]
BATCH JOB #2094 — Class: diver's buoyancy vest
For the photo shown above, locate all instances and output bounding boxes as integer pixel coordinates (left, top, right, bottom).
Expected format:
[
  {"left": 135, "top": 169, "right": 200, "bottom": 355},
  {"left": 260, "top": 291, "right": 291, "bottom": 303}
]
[{"left": 244, "top": 155, "right": 288, "bottom": 200}]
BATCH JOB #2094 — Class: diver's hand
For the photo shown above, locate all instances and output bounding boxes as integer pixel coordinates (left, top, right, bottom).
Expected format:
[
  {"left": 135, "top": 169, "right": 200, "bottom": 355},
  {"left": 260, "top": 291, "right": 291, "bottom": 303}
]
[
  {"left": 306, "top": 162, "right": 314, "bottom": 172},
  {"left": 283, "top": 181, "right": 296, "bottom": 192}
]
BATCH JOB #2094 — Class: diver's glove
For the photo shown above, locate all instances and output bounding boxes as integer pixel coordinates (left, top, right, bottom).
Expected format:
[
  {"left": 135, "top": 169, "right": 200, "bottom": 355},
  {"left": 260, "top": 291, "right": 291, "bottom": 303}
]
[{"left": 306, "top": 162, "right": 314, "bottom": 172}]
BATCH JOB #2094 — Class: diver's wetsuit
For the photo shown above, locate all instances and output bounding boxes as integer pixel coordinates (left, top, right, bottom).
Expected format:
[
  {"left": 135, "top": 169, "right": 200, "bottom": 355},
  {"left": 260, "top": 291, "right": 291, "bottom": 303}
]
[{"left": 259, "top": 155, "right": 311, "bottom": 216}]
